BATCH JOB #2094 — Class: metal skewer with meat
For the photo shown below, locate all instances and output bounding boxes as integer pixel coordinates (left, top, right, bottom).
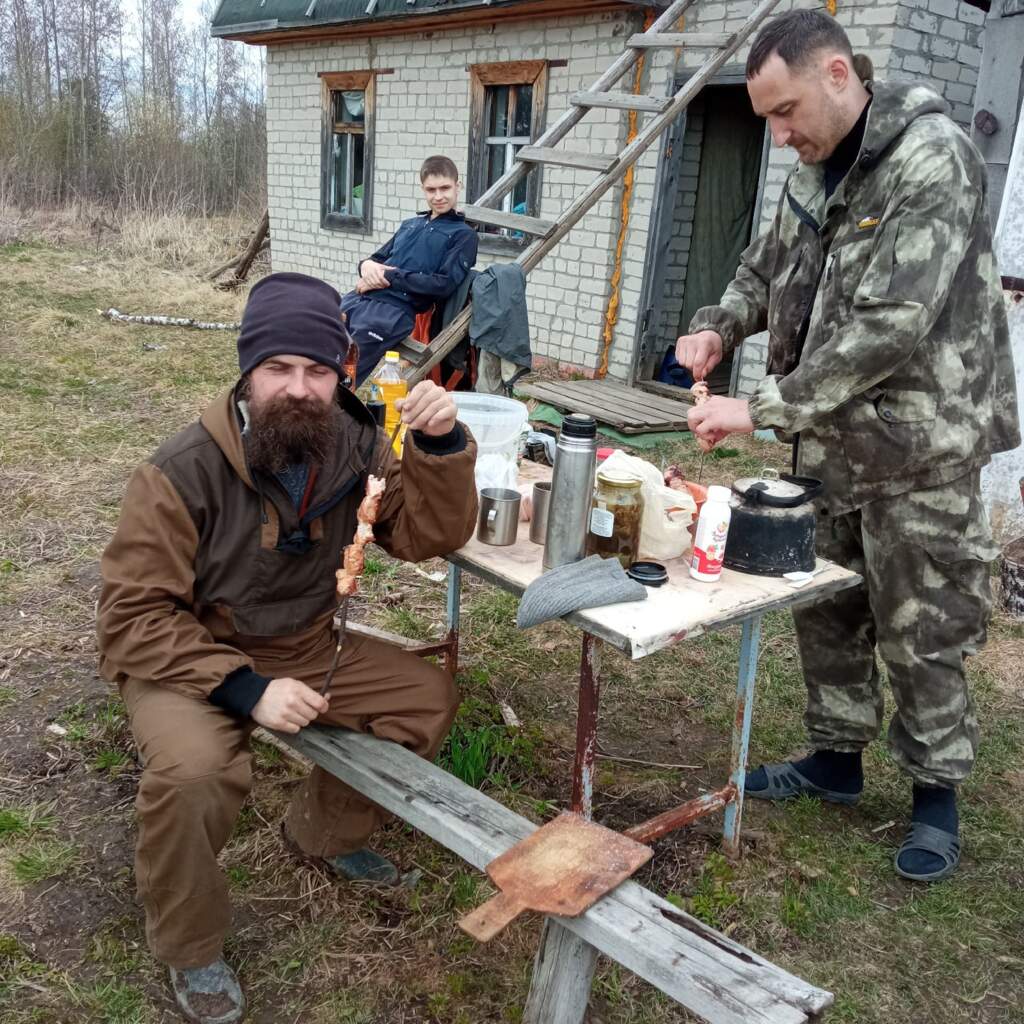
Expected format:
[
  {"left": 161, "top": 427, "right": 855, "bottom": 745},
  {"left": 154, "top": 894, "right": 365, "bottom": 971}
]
[{"left": 320, "top": 474, "right": 387, "bottom": 695}]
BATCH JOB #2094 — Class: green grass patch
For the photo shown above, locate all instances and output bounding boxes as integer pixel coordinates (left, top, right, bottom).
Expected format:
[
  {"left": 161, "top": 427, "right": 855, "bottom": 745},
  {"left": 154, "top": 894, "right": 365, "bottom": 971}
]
[
  {"left": 86, "top": 922, "right": 143, "bottom": 974},
  {"left": 436, "top": 697, "right": 538, "bottom": 789},
  {"left": 381, "top": 607, "right": 434, "bottom": 642},
  {"left": 91, "top": 748, "right": 131, "bottom": 775},
  {"left": 0, "top": 805, "right": 56, "bottom": 842},
  {"left": 9, "top": 840, "right": 78, "bottom": 884},
  {"left": 68, "top": 979, "right": 149, "bottom": 1024},
  {"left": 679, "top": 852, "right": 740, "bottom": 929},
  {"left": 313, "top": 990, "right": 377, "bottom": 1023}
]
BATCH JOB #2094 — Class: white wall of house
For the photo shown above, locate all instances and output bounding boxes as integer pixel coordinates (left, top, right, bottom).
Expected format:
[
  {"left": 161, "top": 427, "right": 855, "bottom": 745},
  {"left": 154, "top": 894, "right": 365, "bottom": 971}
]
[{"left": 985, "top": 99, "right": 1024, "bottom": 543}]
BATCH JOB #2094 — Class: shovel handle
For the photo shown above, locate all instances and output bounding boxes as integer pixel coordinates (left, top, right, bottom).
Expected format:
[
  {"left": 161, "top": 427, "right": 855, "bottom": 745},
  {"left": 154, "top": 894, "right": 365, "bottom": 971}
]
[{"left": 458, "top": 889, "right": 527, "bottom": 943}]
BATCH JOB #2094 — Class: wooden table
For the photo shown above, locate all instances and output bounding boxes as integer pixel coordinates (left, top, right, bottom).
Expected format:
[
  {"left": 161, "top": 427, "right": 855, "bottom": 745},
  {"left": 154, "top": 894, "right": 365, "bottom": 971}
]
[{"left": 445, "top": 466, "right": 862, "bottom": 850}]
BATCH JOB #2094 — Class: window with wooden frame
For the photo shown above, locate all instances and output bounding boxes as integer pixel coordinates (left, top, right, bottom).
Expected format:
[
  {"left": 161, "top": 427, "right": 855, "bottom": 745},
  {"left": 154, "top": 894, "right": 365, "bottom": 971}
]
[
  {"left": 321, "top": 71, "right": 375, "bottom": 232},
  {"left": 467, "top": 61, "right": 548, "bottom": 250}
]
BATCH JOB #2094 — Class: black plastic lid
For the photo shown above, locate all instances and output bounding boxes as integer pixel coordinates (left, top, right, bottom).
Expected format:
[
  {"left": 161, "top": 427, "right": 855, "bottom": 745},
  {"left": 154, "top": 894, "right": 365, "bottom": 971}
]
[
  {"left": 626, "top": 561, "right": 668, "bottom": 587},
  {"left": 561, "top": 413, "right": 597, "bottom": 439}
]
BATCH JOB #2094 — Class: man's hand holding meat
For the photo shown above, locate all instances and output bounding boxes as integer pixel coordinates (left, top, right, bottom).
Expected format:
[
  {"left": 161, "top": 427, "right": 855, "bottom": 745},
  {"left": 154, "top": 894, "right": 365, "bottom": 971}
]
[
  {"left": 686, "top": 396, "right": 756, "bottom": 450},
  {"left": 96, "top": 271, "right": 478, "bottom": 1024}
]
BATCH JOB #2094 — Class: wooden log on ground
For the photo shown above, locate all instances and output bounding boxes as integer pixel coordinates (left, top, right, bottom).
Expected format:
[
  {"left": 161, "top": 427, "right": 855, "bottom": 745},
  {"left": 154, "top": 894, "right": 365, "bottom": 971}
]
[
  {"left": 206, "top": 237, "right": 269, "bottom": 282},
  {"left": 220, "top": 209, "right": 270, "bottom": 288}
]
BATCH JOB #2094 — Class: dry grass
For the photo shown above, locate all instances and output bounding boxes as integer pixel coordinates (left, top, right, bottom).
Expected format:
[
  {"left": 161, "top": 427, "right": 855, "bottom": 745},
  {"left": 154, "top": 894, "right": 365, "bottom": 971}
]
[{"left": 0, "top": 199, "right": 259, "bottom": 270}]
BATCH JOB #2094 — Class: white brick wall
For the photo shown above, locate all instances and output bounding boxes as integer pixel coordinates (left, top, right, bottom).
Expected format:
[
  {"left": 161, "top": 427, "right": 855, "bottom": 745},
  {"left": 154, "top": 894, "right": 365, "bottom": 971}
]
[{"left": 264, "top": 0, "right": 984, "bottom": 391}]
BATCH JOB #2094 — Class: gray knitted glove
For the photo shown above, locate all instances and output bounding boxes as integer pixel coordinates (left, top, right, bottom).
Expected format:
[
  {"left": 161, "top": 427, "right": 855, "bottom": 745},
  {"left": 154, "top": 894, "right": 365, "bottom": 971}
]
[{"left": 516, "top": 555, "right": 647, "bottom": 629}]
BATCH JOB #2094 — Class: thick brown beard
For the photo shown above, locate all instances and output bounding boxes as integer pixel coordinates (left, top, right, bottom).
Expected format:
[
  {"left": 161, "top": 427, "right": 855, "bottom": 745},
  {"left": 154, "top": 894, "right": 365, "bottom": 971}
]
[{"left": 243, "top": 383, "right": 344, "bottom": 474}]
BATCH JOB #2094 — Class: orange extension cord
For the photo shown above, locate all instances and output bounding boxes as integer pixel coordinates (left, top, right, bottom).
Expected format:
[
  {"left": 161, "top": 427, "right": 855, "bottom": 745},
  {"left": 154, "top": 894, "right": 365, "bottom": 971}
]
[{"left": 596, "top": 9, "right": 657, "bottom": 379}]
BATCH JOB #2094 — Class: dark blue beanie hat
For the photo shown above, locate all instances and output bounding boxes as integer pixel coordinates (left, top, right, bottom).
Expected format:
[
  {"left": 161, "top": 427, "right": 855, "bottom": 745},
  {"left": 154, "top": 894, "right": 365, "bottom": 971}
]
[{"left": 237, "top": 272, "right": 350, "bottom": 376}]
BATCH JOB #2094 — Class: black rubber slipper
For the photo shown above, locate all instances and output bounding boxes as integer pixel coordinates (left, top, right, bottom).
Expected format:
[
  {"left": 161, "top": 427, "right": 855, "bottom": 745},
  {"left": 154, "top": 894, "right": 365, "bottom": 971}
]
[
  {"left": 745, "top": 761, "right": 862, "bottom": 805},
  {"left": 894, "top": 822, "right": 961, "bottom": 882}
]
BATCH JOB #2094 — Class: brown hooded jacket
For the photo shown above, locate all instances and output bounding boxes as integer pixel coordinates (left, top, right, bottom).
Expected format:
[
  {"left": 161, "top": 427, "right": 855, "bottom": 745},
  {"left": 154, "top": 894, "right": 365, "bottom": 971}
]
[{"left": 96, "top": 384, "right": 478, "bottom": 714}]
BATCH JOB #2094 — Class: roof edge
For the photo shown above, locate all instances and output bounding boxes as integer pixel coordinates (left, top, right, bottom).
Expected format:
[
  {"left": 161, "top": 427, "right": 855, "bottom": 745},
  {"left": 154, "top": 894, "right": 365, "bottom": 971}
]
[{"left": 214, "top": 0, "right": 656, "bottom": 45}]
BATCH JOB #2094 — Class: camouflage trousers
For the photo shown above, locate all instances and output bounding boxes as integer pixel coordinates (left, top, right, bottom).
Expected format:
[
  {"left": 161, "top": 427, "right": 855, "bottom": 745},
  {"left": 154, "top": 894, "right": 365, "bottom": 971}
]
[{"left": 793, "top": 469, "right": 997, "bottom": 787}]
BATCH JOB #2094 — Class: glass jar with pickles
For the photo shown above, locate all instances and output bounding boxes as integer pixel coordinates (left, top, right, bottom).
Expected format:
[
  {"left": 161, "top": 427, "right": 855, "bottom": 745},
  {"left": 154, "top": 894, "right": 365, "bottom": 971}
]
[{"left": 587, "top": 470, "right": 644, "bottom": 568}]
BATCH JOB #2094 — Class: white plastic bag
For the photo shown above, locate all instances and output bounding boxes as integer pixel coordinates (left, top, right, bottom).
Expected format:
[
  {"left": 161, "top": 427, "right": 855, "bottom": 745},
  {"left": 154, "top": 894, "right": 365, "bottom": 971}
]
[
  {"left": 475, "top": 451, "right": 518, "bottom": 492},
  {"left": 598, "top": 450, "right": 696, "bottom": 561}
]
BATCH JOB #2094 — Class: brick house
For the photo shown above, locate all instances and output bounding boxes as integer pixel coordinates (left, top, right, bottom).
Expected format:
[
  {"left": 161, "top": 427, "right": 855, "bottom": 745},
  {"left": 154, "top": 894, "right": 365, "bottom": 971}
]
[{"left": 211, "top": 0, "right": 995, "bottom": 398}]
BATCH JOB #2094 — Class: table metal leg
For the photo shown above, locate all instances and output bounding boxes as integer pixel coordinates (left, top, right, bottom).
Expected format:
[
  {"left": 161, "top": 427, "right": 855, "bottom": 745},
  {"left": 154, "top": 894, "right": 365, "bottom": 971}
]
[
  {"left": 571, "top": 633, "right": 602, "bottom": 820},
  {"left": 722, "top": 614, "right": 762, "bottom": 858},
  {"left": 529, "top": 632, "right": 602, "bottom": 1023},
  {"left": 444, "top": 564, "right": 462, "bottom": 678}
]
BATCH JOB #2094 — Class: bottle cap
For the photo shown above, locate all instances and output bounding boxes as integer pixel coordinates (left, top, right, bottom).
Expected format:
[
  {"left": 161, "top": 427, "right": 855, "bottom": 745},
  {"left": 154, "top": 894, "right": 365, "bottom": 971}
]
[
  {"left": 707, "top": 485, "right": 731, "bottom": 504},
  {"left": 626, "top": 561, "right": 668, "bottom": 587},
  {"left": 596, "top": 470, "right": 641, "bottom": 489},
  {"left": 385, "top": 351, "right": 400, "bottom": 362},
  {"left": 561, "top": 413, "right": 597, "bottom": 439}
]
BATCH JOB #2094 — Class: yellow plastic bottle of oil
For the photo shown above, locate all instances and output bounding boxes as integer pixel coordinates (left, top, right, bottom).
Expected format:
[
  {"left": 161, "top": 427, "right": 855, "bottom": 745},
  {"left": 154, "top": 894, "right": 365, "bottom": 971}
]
[{"left": 373, "top": 351, "right": 408, "bottom": 456}]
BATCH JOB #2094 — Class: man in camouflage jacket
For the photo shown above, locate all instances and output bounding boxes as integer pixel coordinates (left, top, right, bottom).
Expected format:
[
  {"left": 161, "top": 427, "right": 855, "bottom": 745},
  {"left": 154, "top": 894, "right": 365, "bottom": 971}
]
[{"left": 677, "top": 12, "right": 1020, "bottom": 883}]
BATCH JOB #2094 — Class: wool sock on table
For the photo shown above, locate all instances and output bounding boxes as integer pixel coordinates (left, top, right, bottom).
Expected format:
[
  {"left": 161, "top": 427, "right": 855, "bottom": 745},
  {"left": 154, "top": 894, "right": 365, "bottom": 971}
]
[
  {"left": 746, "top": 749, "right": 863, "bottom": 794},
  {"left": 897, "top": 784, "right": 959, "bottom": 877}
]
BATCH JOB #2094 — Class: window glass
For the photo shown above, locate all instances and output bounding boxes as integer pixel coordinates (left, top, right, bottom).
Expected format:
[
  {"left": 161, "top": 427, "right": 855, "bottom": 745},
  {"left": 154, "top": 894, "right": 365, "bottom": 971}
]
[
  {"left": 482, "top": 84, "right": 533, "bottom": 235},
  {"left": 468, "top": 64, "right": 545, "bottom": 246},
  {"left": 326, "top": 87, "right": 369, "bottom": 226}
]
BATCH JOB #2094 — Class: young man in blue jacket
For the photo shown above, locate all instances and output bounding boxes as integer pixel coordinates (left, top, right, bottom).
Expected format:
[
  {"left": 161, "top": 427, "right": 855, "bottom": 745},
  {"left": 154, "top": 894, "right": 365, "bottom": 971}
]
[{"left": 342, "top": 155, "right": 478, "bottom": 384}]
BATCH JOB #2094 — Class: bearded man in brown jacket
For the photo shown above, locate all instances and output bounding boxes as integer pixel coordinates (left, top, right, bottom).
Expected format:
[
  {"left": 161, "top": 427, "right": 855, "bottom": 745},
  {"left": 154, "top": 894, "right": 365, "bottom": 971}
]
[{"left": 96, "top": 272, "right": 478, "bottom": 1024}]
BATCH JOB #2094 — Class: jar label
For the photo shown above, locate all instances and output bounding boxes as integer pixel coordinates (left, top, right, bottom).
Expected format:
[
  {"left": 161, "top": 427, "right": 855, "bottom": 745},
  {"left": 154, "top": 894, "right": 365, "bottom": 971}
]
[
  {"left": 590, "top": 507, "right": 614, "bottom": 538},
  {"left": 691, "top": 543, "right": 724, "bottom": 576}
]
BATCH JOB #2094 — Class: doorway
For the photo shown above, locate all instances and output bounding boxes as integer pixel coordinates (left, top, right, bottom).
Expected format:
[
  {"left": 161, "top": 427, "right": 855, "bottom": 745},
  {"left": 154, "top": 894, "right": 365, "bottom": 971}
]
[{"left": 637, "top": 80, "right": 767, "bottom": 395}]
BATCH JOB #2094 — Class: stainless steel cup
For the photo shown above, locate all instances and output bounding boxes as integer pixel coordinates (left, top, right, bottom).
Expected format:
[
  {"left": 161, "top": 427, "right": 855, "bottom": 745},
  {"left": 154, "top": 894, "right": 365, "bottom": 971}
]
[
  {"left": 528, "top": 482, "right": 551, "bottom": 545},
  {"left": 477, "top": 488, "right": 521, "bottom": 546}
]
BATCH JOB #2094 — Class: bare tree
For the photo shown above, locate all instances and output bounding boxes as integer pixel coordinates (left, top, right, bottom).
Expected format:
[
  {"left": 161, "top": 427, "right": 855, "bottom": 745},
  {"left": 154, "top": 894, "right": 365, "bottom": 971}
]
[{"left": 0, "top": 0, "right": 266, "bottom": 214}]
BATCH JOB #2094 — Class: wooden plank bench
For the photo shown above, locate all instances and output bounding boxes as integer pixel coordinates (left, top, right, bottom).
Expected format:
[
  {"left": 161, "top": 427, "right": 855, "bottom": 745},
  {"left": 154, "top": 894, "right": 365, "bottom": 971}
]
[{"left": 275, "top": 725, "right": 833, "bottom": 1024}]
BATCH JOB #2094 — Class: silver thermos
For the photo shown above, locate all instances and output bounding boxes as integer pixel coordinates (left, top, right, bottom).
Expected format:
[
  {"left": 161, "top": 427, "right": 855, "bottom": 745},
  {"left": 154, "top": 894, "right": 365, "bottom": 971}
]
[{"left": 543, "top": 413, "right": 597, "bottom": 570}]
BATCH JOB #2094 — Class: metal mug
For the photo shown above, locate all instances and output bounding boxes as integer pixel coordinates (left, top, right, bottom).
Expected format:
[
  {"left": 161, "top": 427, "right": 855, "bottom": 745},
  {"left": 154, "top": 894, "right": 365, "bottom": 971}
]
[
  {"left": 528, "top": 481, "right": 551, "bottom": 545},
  {"left": 477, "top": 488, "right": 521, "bottom": 546}
]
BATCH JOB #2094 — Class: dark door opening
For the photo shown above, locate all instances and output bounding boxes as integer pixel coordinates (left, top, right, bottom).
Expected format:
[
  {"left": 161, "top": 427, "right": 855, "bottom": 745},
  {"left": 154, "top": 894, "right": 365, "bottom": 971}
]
[{"left": 642, "top": 82, "right": 766, "bottom": 394}]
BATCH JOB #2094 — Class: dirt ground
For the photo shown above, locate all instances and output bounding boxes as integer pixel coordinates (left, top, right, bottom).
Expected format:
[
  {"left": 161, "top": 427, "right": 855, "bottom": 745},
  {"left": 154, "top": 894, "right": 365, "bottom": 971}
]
[{"left": 1, "top": 233, "right": 1022, "bottom": 1024}]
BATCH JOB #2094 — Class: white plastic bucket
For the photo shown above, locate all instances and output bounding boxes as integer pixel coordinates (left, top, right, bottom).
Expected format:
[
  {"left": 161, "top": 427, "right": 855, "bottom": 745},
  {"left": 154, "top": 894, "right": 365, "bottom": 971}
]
[{"left": 452, "top": 393, "right": 529, "bottom": 493}]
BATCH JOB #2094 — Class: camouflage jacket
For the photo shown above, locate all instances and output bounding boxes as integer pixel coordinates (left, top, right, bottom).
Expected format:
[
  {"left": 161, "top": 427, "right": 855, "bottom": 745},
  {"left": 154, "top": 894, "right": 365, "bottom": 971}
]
[{"left": 689, "top": 81, "right": 1021, "bottom": 513}]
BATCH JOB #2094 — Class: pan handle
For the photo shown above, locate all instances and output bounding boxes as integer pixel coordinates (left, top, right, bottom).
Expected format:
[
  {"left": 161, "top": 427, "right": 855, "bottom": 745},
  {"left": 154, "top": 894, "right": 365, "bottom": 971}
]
[{"left": 458, "top": 889, "right": 527, "bottom": 943}]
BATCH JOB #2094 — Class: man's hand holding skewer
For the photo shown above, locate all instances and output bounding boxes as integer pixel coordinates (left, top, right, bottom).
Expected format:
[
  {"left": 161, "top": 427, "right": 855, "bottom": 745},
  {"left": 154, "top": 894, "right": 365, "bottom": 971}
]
[
  {"left": 395, "top": 380, "right": 458, "bottom": 437},
  {"left": 674, "top": 328, "right": 754, "bottom": 449},
  {"left": 688, "top": 396, "right": 755, "bottom": 449},
  {"left": 252, "top": 677, "right": 329, "bottom": 733}
]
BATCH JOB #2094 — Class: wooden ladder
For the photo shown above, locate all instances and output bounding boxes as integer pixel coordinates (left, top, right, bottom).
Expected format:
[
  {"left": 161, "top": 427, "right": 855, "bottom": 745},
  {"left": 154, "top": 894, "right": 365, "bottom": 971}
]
[{"left": 395, "top": 0, "right": 782, "bottom": 384}]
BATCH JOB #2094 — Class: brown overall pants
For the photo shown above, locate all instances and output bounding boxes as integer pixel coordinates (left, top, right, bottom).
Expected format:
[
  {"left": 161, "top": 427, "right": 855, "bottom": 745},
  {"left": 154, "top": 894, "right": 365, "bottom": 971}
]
[{"left": 120, "top": 633, "right": 459, "bottom": 968}]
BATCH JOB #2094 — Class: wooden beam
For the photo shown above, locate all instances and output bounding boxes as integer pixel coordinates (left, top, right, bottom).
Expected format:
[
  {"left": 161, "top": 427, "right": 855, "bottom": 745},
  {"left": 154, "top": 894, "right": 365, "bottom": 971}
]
[
  {"left": 516, "top": 146, "right": 617, "bottom": 173},
  {"left": 469, "top": 59, "right": 547, "bottom": 86},
  {"left": 461, "top": 205, "right": 554, "bottom": 236},
  {"left": 628, "top": 32, "right": 732, "bottom": 47},
  {"left": 570, "top": 91, "right": 672, "bottom": 114}
]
